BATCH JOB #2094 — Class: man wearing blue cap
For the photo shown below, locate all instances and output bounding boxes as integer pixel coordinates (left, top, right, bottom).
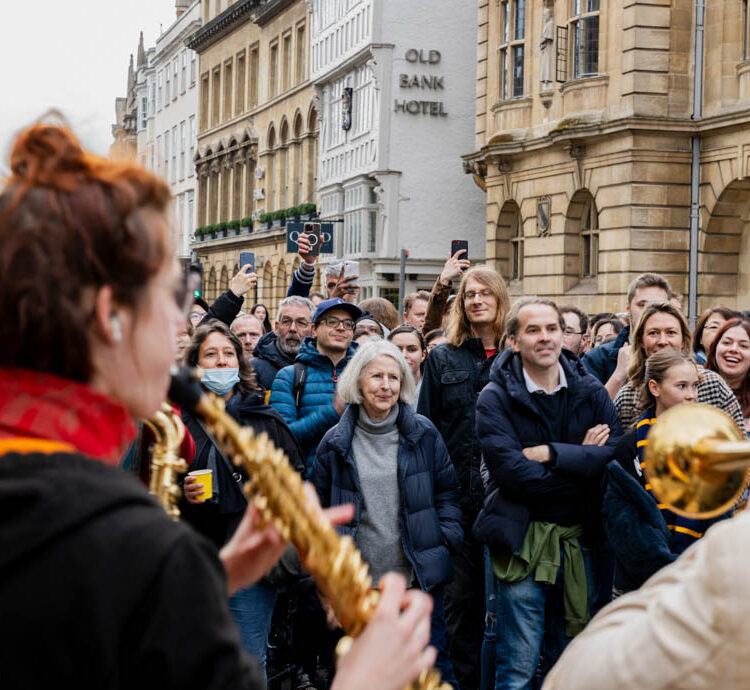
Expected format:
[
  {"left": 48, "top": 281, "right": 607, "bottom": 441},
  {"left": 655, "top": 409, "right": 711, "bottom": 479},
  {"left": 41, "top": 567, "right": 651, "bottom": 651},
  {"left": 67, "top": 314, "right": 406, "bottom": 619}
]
[{"left": 270, "top": 297, "right": 363, "bottom": 478}]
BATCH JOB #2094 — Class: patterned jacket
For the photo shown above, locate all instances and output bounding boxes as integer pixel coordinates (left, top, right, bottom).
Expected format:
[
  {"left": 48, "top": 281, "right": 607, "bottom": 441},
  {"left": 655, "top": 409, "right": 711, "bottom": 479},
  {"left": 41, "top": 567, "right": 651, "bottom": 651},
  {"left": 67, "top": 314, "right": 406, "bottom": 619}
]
[{"left": 613, "top": 366, "right": 746, "bottom": 432}]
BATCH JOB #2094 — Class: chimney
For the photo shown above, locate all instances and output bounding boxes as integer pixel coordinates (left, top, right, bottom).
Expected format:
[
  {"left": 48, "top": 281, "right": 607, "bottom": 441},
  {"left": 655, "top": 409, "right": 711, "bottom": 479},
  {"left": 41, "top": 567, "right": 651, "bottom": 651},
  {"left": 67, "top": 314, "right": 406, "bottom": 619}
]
[{"left": 176, "top": 0, "right": 189, "bottom": 17}]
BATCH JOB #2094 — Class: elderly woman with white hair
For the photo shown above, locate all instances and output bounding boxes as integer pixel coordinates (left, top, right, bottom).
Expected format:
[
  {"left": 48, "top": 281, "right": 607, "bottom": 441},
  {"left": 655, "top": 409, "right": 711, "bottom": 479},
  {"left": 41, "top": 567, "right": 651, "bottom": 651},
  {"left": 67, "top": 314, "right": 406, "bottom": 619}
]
[{"left": 311, "top": 340, "right": 463, "bottom": 688}]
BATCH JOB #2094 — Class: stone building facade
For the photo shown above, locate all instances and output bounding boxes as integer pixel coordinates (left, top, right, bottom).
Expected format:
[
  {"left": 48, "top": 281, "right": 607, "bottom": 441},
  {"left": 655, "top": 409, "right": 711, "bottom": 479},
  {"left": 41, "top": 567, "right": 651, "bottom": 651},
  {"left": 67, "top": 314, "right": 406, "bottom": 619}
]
[
  {"left": 464, "top": 0, "right": 750, "bottom": 317},
  {"left": 310, "top": 0, "right": 486, "bottom": 303},
  {"left": 148, "top": 2, "right": 201, "bottom": 263},
  {"left": 188, "top": 0, "right": 320, "bottom": 316}
]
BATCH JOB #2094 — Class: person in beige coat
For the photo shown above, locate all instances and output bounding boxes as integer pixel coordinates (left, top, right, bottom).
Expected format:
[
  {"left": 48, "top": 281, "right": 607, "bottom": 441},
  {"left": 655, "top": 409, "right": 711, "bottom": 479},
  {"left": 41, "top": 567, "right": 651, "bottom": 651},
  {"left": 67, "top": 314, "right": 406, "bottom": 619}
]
[{"left": 543, "top": 510, "right": 750, "bottom": 689}]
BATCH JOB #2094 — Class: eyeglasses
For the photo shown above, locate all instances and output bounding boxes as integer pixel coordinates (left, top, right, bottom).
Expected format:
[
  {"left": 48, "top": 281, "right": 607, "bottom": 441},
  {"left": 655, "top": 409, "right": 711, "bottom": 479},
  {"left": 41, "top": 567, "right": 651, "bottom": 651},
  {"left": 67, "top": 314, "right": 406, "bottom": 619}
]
[
  {"left": 279, "top": 317, "right": 311, "bottom": 329},
  {"left": 463, "top": 289, "right": 494, "bottom": 302},
  {"left": 563, "top": 328, "right": 583, "bottom": 336},
  {"left": 318, "top": 316, "right": 355, "bottom": 331}
]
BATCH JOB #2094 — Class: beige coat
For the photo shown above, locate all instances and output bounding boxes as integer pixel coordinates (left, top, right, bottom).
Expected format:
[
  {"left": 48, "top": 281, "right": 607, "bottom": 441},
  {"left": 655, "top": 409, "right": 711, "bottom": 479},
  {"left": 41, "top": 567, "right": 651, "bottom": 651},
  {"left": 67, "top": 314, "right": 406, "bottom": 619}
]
[{"left": 543, "top": 510, "right": 750, "bottom": 689}]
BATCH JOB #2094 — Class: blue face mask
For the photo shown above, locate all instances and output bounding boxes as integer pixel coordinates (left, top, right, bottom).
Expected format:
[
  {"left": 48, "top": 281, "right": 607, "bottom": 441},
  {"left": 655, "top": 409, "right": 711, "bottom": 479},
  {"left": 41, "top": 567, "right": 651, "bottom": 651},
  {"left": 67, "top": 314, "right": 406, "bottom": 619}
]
[{"left": 201, "top": 368, "right": 240, "bottom": 396}]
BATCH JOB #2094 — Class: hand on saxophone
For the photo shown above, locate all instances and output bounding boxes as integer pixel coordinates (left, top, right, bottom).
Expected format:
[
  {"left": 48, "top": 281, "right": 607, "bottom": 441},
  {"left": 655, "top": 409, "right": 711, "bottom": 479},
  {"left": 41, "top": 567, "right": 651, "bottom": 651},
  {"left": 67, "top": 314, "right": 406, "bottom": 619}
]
[
  {"left": 220, "top": 483, "right": 355, "bottom": 596},
  {"left": 331, "top": 572, "right": 437, "bottom": 690}
]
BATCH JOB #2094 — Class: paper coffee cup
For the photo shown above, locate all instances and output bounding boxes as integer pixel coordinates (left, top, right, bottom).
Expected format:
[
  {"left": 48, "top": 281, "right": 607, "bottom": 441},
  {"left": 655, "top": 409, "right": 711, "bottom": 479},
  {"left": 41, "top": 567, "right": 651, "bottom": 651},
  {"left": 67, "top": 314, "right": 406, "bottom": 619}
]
[{"left": 188, "top": 469, "right": 213, "bottom": 500}]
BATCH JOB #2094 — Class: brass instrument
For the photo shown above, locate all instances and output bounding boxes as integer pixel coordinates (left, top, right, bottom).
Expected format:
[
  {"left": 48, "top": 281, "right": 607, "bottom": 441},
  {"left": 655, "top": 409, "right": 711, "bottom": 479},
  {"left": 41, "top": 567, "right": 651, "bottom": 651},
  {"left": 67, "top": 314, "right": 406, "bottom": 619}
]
[
  {"left": 644, "top": 403, "right": 750, "bottom": 518},
  {"left": 144, "top": 402, "right": 188, "bottom": 520},
  {"left": 166, "top": 370, "right": 449, "bottom": 690}
]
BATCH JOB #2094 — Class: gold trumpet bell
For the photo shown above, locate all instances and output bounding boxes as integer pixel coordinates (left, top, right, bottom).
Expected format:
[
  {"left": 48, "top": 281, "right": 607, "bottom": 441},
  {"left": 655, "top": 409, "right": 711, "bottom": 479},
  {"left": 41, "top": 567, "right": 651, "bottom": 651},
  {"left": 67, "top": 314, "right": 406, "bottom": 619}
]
[{"left": 644, "top": 403, "right": 750, "bottom": 519}]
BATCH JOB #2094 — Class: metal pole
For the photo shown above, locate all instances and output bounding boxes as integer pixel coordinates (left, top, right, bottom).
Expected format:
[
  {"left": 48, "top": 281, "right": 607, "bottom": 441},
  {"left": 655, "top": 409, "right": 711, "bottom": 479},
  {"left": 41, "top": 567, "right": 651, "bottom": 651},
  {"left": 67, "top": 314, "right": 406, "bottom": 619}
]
[
  {"left": 688, "top": 0, "right": 705, "bottom": 328},
  {"left": 398, "top": 249, "right": 406, "bottom": 318}
]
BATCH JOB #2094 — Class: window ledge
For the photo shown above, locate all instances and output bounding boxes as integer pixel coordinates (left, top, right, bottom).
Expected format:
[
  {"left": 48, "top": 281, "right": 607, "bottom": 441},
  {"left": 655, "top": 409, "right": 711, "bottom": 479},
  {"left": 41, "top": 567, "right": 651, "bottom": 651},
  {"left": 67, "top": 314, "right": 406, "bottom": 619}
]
[
  {"left": 737, "top": 60, "right": 750, "bottom": 78},
  {"left": 566, "top": 277, "right": 599, "bottom": 295},
  {"left": 559, "top": 74, "right": 609, "bottom": 95},
  {"left": 490, "top": 97, "right": 533, "bottom": 114}
]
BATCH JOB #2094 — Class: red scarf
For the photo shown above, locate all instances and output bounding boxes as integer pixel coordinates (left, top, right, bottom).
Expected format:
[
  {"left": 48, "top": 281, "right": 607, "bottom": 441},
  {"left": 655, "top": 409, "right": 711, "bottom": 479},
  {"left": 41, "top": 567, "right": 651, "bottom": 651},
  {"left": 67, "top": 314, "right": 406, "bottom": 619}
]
[{"left": 0, "top": 368, "right": 136, "bottom": 466}]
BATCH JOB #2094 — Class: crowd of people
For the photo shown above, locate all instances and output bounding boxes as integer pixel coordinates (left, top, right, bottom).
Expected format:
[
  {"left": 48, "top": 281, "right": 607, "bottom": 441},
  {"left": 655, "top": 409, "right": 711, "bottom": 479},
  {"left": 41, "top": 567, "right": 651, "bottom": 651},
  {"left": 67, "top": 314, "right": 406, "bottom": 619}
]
[{"left": 4, "top": 122, "right": 750, "bottom": 690}]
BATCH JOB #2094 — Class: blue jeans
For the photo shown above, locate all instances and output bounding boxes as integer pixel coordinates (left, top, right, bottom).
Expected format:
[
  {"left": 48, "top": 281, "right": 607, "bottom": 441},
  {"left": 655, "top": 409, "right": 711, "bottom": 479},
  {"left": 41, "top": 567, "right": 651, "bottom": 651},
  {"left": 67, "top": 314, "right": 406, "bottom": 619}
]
[
  {"left": 430, "top": 587, "right": 459, "bottom": 690},
  {"left": 494, "top": 547, "right": 594, "bottom": 690},
  {"left": 228, "top": 579, "right": 278, "bottom": 671}
]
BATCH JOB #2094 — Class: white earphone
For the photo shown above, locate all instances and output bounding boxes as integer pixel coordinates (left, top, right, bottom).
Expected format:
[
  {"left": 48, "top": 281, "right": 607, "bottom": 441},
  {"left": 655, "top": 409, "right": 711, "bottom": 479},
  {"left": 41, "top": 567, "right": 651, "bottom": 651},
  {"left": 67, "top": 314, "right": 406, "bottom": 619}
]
[{"left": 110, "top": 314, "right": 122, "bottom": 343}]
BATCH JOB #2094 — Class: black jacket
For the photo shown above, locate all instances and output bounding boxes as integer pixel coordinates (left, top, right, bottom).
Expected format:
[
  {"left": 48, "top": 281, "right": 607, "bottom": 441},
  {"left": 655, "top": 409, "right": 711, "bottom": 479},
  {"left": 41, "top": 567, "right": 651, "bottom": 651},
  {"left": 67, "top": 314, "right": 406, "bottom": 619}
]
[
  {"left": 417, "top": 338, "right": 498, "bottom": 522},
  {"left": 473, "top": 348, "right": 622, "bottom": 553},
  {"left": 311, "top": 403, "right": 463, "bottom": 592},
  {"left": 181, "top": 389, "right": 305, "bottom": 549},
  {"left": 0, "top": 449, "right": 263, "bottom": 689},
  {"left": 199, "top": 290, "right": 244, "bottom": 328},
  {"left": 249, "top": 331, "right": 295, "bottom": 393}
]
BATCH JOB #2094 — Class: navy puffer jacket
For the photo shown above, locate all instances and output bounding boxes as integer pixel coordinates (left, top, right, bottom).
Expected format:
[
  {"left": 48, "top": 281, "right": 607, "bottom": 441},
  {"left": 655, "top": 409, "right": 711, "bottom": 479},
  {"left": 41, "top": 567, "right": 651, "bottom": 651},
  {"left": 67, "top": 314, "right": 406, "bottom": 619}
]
[
  {"left": 270, "top": 337, "right": 356, "bottom": 474},
  {"left": 311, "top": 402, "right": 463, "bottom": 592},
  {"left": 473, "top": 348, "right": 622, "bottom": 553},
  {"left": 249, "top": 331, "right": 295, "bottom": 394}
]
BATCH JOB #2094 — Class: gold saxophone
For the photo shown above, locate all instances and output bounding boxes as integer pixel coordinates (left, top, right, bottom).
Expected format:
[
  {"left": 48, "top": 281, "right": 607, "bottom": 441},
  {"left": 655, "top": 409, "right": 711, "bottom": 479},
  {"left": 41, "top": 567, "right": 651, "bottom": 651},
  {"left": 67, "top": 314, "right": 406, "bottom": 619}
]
[
  {"left": 144, "top": 402, "right": 188, "bottom": 520},
  {"left": 157, "top": 370, "right": 450, "bottom": 690}
]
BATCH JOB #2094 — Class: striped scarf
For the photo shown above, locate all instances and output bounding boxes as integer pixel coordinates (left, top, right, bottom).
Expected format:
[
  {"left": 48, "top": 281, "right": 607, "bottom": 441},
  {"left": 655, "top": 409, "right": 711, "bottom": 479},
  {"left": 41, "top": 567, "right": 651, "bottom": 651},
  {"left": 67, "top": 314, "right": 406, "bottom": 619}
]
[{"left": 636, "top": 408, "right": 731, "bottom": 554}]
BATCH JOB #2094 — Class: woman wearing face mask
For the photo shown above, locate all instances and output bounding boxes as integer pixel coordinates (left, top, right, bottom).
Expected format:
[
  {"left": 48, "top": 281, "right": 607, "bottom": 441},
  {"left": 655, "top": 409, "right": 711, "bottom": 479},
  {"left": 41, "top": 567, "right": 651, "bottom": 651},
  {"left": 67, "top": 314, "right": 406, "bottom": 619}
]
[
  {"left": 603, "top": 350, "right": 733, "bottom": 596},
  {"left": 181, "top": 320, "right": 306, "bottom": 671},
  {"left": 613, "top": 302, "right": 745, "bottom": 431},
  {"left": 387, "top": 325, "right": 427, "bottom": 409},
  {"left": 0, "top": 120, "right": 461, "bottom": 690},
  {"left": 706, "top": 318, "right": 750, "bottom": 432}
]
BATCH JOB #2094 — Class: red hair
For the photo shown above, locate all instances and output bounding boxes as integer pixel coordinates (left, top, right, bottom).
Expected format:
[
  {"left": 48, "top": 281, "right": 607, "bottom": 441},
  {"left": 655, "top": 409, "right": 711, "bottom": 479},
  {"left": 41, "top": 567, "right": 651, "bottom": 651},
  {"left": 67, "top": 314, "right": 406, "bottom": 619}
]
[{"left": 0, "top": 121, "right": 172, "bottom": 382}]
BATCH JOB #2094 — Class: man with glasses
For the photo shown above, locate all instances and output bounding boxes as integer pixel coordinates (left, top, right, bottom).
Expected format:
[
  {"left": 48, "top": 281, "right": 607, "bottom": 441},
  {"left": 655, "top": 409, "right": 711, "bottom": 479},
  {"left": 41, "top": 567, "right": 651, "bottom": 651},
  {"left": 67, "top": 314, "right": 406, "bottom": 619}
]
[
  {"left": 560, "top": 305, "right": 590, "bottom": 356},
  {"left": 270, "top": 297, "right": 362, "bottom": 478},
  {"left": 418, "top": 267, "right": 510, "bottom": 690},
  {"left": 249, "top": 296, "right": 315, "bottom": 396}
]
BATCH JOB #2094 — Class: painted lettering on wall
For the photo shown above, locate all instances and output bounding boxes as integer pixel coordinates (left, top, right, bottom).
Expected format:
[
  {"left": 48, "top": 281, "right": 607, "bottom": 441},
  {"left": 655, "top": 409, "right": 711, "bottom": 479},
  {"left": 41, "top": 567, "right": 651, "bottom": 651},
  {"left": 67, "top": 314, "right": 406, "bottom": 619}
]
[{"left": 395, "top": 48, "right": 447, "bottom": 117}]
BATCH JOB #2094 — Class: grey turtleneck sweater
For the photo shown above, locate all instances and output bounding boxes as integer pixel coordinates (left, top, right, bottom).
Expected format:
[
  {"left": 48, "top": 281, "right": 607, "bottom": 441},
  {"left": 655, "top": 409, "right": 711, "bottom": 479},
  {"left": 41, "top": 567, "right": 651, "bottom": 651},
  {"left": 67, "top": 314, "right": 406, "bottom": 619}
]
[{"left": 351, "top": 405, "right": 411, "bottom": 585}]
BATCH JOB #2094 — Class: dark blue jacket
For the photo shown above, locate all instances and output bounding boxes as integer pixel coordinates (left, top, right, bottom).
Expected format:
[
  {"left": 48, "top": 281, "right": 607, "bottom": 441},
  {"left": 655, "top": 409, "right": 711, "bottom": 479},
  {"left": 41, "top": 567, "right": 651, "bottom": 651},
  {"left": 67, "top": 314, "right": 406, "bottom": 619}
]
[
  {"left": 581, "top": 325, "right": 629, "bottom": 384},
  {"left": 311, "top": 402, "right": 463, "bottom": 592},
  {"left": 249, "top": 331, "right": 294, "bottom": 394},
  {"left": 269, "top": 337, "right": 356, "bottom": 474},
  {"left": 602, "top": 459, "right": 676, "bottom": 593},
  {"left": 473, "top": 348, "right": 622, "bottom": 553}
]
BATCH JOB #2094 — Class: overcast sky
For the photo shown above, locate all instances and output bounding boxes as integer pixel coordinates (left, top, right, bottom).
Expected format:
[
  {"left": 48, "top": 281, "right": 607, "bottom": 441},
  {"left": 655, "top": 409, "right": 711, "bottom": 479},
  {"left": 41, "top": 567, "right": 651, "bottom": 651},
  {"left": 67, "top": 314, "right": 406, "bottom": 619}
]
[{"left": 1, "top": 1, "right": 182, "bottom": 170}]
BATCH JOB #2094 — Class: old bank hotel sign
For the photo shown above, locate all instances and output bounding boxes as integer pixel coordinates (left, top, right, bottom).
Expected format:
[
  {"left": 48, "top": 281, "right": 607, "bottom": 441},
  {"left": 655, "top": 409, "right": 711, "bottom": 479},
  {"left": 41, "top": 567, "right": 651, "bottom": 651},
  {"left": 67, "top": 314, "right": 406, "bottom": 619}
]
[{"left": 394, "top": 48, "right": 447, "bottom": 117}]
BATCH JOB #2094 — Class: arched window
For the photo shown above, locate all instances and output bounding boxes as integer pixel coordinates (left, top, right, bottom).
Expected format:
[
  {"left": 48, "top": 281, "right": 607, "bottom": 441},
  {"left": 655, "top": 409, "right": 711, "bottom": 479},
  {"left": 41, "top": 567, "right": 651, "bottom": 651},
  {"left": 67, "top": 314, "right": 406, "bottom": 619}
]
[
  {"left": 580, "top": 196, "right": 599, "bottom": 278},
  {"left": 511, "top": 210, "right": 524, "bottom": 281},
  {"left": 219, "top": 265, "right": 229, "bottom": 292},
  {"left": 263, "top": 261, "right": 274, "bottom": 305},
  {"left": 207, "top": 266, "right": 217, "bottom": 301},
  {"left": 496, "top": 200, "right": 522, "bottom": 282},
  {"left": 294, "top": 113, "right": 304, "bottom": 204},
  {"left": 564, "top": 190, "right": 599, "bottom": 285},
  {"left": 267, "top": 126, "right": 276, "bottom": 211},
  {"left": 280, "top": 120, "right": 289, "bottom": 209}
]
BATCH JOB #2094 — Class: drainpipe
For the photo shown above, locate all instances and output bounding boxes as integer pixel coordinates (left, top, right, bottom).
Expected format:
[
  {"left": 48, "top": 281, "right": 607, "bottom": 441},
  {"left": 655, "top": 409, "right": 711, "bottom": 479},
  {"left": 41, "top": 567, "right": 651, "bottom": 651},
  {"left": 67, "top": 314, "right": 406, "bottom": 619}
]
[{"left": 688, "top": 0, "right": 705, "bottom": 328}]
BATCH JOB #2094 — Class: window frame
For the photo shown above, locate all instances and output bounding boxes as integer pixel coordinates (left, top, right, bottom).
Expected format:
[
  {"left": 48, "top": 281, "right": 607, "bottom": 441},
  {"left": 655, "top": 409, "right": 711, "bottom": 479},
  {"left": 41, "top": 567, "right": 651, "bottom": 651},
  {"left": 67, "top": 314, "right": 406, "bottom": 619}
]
[
  {"left": 569, "top": 0, "right": 600, "bottom": 80},
  {"left": 498, "top": 0, "right": 526, "bottom": 100},
  {"left": 510, "top": 209, "right": 524, "bottom": 281},
  {"left": 579, "top": 196, "right": 599, "bottom": 279}
]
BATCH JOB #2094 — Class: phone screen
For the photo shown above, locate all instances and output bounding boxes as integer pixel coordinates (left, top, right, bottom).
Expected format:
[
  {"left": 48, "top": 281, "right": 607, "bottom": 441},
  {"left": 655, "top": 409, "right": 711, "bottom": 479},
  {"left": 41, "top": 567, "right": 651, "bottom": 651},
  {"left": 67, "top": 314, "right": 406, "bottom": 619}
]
[
  {"left": 451, "top": 240, "right": 469, "bottom": 261},
  {"left": 304, "top": 222, "right": 322, "bottom": 256},
  {"left": 239, "top": 251, "right": 255, "bottom": 271}
]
